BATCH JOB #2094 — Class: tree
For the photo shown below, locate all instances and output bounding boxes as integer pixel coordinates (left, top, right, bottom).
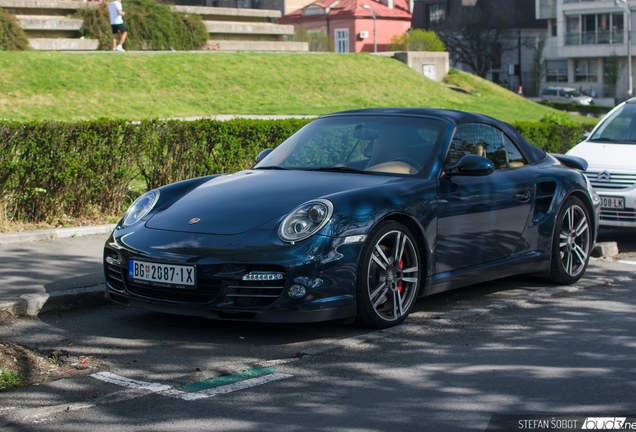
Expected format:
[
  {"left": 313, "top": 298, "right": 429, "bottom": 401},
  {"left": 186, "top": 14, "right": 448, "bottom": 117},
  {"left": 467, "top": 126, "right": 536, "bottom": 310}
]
[
  {"left": 530, "top": 35, "right": 547, "bottom": 97},
  {"left": 604, "top": 53, "right": 621, "bottom": 98},
  {"left": 387, "top": 29, "right": 445, "bottom": 52},
  {"left": 436, "top": 1, "right": 516, "bottom": 78}
]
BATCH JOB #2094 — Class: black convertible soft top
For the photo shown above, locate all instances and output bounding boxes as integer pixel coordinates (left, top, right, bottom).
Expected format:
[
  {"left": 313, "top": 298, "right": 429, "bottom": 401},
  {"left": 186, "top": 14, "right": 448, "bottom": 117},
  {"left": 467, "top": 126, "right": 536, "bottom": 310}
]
[{"left": 326, "top": 108, "right": 548, "bottom": 164}]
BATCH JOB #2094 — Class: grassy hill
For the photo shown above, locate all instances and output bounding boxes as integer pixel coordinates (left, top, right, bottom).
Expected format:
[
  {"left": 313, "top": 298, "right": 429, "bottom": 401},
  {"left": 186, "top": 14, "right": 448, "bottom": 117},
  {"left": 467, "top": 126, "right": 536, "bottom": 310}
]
[{"left": 0, "top": 51, "right": 596, "bottom": 125}]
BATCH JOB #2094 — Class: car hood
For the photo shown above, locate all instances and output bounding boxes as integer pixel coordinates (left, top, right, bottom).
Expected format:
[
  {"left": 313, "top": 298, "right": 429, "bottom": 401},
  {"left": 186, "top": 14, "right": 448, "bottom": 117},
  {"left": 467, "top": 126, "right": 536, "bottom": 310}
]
[
  {"left": 145, "top": 169, "right": 397, "bottom": 235},
  {"left": 567, "top": 141, "right": 636, "bottom": 172}
]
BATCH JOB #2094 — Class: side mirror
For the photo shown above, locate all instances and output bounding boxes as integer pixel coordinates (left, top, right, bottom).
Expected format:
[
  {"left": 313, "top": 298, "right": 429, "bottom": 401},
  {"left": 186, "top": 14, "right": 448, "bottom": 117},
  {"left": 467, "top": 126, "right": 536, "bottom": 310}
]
[
  {"left": 583, "top": 132, "right": 591, "bottom": 140},
  {"left": 255, "top": 148, "right": 273, "bottom": 164},
  {"left": 445, "top": 155, "right": 495, "bottom": 177}
]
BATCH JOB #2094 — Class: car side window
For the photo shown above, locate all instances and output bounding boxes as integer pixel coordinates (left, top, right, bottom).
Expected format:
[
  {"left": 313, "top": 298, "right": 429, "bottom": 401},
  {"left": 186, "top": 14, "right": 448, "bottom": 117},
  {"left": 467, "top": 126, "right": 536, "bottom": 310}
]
[{"left": 449, "top": 123, "right": 526, "bottom": 169}]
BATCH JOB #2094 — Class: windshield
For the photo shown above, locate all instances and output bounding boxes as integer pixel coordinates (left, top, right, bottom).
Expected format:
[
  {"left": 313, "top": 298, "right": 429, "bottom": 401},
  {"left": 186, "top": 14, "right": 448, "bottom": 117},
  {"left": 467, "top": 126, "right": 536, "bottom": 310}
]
[
  {"left": 590, "top": 103, "right": 636, "bottom": 142},
  {"left": 254, "top": 115, "right": 447, "bottom": 176},
  {"left": 565, "top": 90, "right": 582, "bottom": 97}
]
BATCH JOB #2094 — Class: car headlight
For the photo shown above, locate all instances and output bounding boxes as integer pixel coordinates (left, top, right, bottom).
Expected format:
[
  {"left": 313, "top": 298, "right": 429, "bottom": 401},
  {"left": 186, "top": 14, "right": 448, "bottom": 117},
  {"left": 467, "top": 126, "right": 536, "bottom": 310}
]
[
  {"left": 278, "top": 199, "right": 334, "bottom": 243},
  {"left": 122, "top": 190, "right": 160, "bottom": 228}
]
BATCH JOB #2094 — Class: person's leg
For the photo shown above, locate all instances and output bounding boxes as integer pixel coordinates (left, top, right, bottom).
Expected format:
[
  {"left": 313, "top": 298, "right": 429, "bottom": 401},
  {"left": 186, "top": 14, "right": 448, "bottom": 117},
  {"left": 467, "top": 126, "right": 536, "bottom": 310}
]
[
  {"left": 113, "top": 36, "right": 117, "bottom": 50},
  {"left": 119, "top": 31, "right": 127, "bottom": 47}
]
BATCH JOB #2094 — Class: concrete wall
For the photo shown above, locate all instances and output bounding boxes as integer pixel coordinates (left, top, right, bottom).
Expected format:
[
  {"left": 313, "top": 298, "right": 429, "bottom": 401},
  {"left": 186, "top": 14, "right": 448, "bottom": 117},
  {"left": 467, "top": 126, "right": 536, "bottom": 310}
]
[{"left": 374, "top": 51, "right": 450, "bottom": 82}]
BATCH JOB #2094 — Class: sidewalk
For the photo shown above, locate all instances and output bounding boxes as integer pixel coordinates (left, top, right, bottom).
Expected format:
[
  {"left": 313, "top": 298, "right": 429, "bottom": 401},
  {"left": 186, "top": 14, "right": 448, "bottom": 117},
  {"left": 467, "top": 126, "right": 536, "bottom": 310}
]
[{"left": 0, "top": 225, "right": 115, "bottom": 320}]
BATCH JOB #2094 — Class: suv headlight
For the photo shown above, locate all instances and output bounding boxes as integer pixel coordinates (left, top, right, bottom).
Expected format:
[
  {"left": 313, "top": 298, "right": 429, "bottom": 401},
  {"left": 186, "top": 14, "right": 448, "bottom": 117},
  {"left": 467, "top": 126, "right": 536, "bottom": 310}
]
[
  {"left": 122, "top": 190, "right": 160, "bottom": 228},
  {"left": 278, "top": 199, "right": 334, "bottom": 243}
]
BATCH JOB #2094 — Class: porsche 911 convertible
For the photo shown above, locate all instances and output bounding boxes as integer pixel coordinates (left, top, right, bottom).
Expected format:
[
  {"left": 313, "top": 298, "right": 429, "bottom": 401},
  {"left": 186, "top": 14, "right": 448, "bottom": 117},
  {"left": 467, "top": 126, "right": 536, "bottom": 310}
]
[{"left": 103, "top": 108, "right": 600, "bottom": 328}]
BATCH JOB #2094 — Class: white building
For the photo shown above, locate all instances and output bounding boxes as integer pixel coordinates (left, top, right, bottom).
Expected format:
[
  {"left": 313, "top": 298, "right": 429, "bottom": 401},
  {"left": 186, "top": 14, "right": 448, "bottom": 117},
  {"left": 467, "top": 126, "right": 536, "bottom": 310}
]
[{"left": 537, "top": 0, "right": 634, "bottom": 104}]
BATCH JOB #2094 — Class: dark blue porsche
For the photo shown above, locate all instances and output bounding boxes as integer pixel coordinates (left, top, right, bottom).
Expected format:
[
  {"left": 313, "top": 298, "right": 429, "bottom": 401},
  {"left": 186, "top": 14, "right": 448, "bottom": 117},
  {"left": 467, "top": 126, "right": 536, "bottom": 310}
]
[{"left": 103, "top": 108, "right": 601, "bottom": 328}]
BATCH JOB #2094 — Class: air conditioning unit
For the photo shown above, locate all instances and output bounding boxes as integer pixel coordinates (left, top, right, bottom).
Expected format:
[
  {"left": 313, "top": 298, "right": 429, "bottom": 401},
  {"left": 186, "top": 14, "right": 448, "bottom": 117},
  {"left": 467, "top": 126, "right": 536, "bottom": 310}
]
[{"left": 359, "top": 31, "right": 369, "bottom": 39}]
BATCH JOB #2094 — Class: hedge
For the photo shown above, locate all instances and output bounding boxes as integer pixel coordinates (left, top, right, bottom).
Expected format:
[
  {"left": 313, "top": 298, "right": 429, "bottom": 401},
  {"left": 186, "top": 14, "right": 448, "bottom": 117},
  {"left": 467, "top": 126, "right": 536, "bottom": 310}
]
[
  {"left": 538, "top": 101, "right": 614, "bottom": 116},
  {"left": 0, "top": 118, "right": 594, "bottom": 224}
]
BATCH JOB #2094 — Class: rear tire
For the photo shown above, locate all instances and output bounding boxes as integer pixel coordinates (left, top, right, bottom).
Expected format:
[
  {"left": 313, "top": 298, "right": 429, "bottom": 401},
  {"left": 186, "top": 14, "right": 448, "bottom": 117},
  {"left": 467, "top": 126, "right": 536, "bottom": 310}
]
[
  {"left": 355, "top": 221, "right": 421, "bottom": 329},
  {"left": 547, "top": 196, "right": 591, "bottom": 285}
]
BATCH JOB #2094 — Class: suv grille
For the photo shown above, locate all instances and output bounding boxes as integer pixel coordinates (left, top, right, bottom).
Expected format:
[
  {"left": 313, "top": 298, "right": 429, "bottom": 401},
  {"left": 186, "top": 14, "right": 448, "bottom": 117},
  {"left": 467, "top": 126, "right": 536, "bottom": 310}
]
[
  {"left": 601, "top": 208, "right": 636, "bottom": 223},
  {"left": 585, "top": 171, "right": 636, "bottom": 190}
]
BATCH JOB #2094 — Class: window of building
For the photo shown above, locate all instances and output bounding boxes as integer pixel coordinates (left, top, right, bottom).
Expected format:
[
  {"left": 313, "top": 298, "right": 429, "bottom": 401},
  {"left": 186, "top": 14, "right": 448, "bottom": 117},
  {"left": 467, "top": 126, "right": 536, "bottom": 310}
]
[
  {"left": 237, "top": 0, "right": 249, "bottom": 7},
  {"left": 334, "top": 28, "right": 349, "bottom": 53},
  {"left": 546, "top": 60, "right": 568, "bottom": 82},
  {"left": 575, "top": 59, "right": 598, "bottom": 82},
  {"left": 428, "top": 3, "right": 445, "bottom": 26},
  {"left": 566, "top": 13, "right": 624, "bottom": 45},
  {"left": 551, "top": 19, "right": 557, "bottom": 37}
]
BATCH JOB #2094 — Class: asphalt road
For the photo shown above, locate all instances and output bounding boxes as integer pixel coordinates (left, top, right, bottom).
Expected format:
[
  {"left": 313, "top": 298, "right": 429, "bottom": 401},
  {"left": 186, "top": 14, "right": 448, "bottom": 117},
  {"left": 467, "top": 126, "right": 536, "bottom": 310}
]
[{"left": 0, "top": 228, "right": 634, "bottom": 430}]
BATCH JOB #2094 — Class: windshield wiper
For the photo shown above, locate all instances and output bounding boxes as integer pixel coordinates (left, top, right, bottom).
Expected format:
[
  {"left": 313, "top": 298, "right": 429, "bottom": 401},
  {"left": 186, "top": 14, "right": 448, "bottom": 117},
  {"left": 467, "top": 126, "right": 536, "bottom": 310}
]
[
  {"left": 253, "top": 166, "right": 290, "bottom": 170},
  {"left": 304, "top": 166, "right": 372, "bottom": 174},
  {"left": 588, "top": 137, "right": 636, "bottom": 143}
]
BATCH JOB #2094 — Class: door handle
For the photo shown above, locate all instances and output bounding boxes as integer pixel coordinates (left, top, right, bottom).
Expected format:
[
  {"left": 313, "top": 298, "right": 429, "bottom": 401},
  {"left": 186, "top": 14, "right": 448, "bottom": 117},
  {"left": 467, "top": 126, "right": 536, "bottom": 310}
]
[{"left": 515, "top": 190, "right": 531, "bottom": 203}]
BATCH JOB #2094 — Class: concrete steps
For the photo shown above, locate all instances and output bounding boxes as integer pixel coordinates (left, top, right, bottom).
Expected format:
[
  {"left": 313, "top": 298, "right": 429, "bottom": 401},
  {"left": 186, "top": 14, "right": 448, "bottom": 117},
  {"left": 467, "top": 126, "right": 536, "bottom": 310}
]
[{"left": 2, "top": 0, "right": 307, "bottom": 52}]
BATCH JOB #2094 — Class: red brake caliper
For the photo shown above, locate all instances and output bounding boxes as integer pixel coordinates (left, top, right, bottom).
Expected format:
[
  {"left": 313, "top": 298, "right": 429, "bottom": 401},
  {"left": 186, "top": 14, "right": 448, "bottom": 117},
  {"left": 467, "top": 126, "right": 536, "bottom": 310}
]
[{"left": 397, "top": 259, "right": 403, "bottom": 292}]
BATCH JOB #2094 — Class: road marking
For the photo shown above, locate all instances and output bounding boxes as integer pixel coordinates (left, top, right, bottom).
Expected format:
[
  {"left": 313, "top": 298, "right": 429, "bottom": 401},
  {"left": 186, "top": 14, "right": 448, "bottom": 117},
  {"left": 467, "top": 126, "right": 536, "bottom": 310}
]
[
  {"left": 91, "top": 370, "right": 292, "bottom": 401},
  {"left": 182, "top": 366, "right": 279, "bottom": 391},
  {"left": 618, "top": 260, "right": 636, "bottom": 266}
]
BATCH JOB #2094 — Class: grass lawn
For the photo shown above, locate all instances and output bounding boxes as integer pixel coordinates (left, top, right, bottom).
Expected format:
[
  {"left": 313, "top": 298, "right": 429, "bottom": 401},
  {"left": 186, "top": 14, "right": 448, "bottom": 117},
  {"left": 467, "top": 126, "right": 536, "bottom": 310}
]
[{"left": 0, "top": 51, "right": 596, "bottom": 125}]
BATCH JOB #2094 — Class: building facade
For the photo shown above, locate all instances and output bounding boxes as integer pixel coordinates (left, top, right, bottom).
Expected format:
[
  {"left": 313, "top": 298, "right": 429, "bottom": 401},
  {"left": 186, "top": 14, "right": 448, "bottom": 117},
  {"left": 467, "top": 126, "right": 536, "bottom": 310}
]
[
  {"left": 537, "top": 0, "right": 634, "bottom": 103},
  {"left": 412, "top": 0, "right": 547, "bottom": 95},
  {"left": 278, "top": 0, "right": 413, "bottom": 53}
]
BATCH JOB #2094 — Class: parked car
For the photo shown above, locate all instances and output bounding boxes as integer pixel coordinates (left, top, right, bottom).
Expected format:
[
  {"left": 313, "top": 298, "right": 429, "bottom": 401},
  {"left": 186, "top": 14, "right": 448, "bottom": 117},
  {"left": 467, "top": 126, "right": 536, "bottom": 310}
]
[
  {"left": 567, "top": 98, "right": 636, "bottom": 228},
  {"left": 103, "top": 108, "right": 600, "bottom": 328},
  {"left": 541, "top": 87, "right": 594, "bottom": 105}
]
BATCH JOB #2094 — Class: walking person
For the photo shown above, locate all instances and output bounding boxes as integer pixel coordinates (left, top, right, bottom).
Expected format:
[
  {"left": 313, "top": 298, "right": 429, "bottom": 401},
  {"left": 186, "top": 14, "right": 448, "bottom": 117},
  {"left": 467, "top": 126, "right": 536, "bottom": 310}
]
[{"left": 109, "top": 0, "right": 127, "bottom": 52}]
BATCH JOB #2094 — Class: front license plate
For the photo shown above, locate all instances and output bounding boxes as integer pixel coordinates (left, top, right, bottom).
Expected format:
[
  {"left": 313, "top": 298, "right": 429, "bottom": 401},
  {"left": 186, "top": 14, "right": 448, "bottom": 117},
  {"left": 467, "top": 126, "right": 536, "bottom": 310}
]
[
  {"left": 600, "top": 196, "right": 625, "bottom": 209},
  {"left": 128, "top": 260, "right": 196, "bottom": 288}
]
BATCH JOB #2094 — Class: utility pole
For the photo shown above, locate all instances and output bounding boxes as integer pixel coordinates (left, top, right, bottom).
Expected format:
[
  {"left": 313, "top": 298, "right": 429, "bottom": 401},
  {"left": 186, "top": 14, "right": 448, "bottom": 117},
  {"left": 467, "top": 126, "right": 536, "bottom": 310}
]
[
  {"left": 361, "top": 4, "right": 377, "bottom": 53},
  {"left": 616, "top": 0, "right": 633, "bottom": 97}
]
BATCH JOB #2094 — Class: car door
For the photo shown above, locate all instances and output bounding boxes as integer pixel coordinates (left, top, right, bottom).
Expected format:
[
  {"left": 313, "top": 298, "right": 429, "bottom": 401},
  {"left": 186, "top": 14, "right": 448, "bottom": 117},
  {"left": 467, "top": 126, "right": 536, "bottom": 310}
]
[{"left": 435, "top": 123, "right": 534, "bottom": 273}]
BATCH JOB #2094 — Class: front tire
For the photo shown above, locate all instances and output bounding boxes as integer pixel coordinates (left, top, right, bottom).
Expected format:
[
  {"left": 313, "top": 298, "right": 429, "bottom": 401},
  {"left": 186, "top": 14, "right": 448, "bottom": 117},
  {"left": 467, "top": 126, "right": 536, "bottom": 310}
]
[
  {"left": 547, "top": 196, "right": 591, "bottom": 284},
  {"left": 355, "top": 221, "right": 421, "bottom": 328}
]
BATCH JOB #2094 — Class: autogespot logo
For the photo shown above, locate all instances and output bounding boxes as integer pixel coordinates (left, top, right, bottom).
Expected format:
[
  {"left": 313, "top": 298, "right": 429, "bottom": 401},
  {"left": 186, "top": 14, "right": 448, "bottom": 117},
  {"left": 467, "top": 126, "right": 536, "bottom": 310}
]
[{"left": 582, "top": 417, "right": 628, "bottom": 429}]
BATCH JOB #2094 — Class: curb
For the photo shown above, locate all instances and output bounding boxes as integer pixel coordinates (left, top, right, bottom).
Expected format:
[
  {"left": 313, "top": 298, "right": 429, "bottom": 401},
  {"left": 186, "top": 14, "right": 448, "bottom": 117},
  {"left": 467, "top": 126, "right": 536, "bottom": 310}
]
[
  {"left": 0, "top": 224, "right": 116, "bottom": 245},
  {"left": 0, "top": 285, "right": 108, "bottom": 322}
]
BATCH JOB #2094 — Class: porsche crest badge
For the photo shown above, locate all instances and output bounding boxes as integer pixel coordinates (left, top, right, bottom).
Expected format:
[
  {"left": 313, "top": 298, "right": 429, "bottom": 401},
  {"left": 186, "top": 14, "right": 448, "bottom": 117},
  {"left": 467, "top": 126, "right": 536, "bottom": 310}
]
[{"left": 188, "top": 218, "right": 201, "bottom": 225}]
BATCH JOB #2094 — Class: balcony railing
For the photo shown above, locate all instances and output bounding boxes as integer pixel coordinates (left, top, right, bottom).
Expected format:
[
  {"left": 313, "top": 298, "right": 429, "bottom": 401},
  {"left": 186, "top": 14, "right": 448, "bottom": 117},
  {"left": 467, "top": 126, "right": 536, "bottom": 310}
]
[
  {"left": 565, "top": 30, "right": 624, "bottom": 45},
  {"left": 539, "top": 0, "right": 556, "bottom": 19}
]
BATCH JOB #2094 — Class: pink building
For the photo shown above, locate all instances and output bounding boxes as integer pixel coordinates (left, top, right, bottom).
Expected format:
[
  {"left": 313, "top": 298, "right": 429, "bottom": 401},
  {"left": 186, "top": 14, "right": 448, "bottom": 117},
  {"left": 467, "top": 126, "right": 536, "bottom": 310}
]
[{"left": 278, "top": 0, "right": 413, "bottom": 53}]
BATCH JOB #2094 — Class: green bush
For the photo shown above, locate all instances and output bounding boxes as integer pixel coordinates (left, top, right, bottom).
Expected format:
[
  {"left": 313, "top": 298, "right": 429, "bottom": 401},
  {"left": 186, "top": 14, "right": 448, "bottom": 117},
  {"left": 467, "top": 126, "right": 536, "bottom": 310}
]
[
  {"left": 0, "top": 118, "right": 593, "bottom": 224},
  {"left": 0, "top": 8, "right": 30, "bottom": 51},
  {"left": 74, "top": 0, "right": 209, "bottom": 51},
  {"left": 0, "top": 120, "right": 142, "bottom": 222},
  {"left": 538, "top": 100, "right": 614, "bottom": 116},
  {"left": 387, "top": 29, "right": 445, "bottom": 52},
  {"left": 513, "top": 121, "right": 594, "bottom": 154}
]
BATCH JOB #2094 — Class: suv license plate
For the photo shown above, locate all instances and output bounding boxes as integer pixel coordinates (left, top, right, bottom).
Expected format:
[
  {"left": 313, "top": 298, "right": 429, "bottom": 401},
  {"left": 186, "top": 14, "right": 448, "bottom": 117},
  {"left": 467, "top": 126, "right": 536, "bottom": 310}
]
[
  {"left": 600, "top": 196, "right": 625, "bottom": 209},
  {"left": 129, "top": 260, "right": 196, "bottom": 288}
]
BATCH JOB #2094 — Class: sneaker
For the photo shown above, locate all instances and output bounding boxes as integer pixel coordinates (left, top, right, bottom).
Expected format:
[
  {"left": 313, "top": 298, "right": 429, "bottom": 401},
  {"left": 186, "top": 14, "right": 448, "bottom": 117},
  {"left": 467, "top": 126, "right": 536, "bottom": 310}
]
[
  {"left": 113, "top": 48, "right": 117, "bottom": 51},
  {"left": 116, "top": 45, "right": 125, "bottom": 52}
]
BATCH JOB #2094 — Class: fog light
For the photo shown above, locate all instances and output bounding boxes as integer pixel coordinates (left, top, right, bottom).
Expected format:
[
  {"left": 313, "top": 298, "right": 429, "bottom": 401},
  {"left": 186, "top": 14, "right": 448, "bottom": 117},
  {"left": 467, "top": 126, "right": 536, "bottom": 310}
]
[{"left": 288, "top": 285, "right": 307, "bottom": 298}]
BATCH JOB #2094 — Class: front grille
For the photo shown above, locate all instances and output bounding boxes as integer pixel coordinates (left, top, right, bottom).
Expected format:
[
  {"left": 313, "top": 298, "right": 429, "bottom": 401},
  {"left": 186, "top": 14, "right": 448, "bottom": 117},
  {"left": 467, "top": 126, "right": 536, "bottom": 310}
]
[
  {"left": 105, "top": 257, "right": 285, "bottom": 307},
  {"left": 226, "top": 279, "right": 286, "bottom": 308},
  {"left": 601, "top": 207, "right": 636, "bottom": 223},
  {"left": 124, "top": 276, "right": 222, "bottom": 303},
  {"left": 105, "top": 264, "right": 125, "bottom": 292},
  {"left": 585, "top": 171, "right": 636, "bottom": 190}
]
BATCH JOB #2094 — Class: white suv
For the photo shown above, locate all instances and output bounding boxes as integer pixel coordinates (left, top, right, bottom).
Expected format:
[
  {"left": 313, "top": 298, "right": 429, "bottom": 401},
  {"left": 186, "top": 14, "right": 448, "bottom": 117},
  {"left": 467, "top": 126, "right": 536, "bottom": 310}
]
[
  {"left": 567, "top": 98, "right": 636, "bottom": 227},
  {"left": 541, "top": 87, "right": 594, "bottom": 105}
]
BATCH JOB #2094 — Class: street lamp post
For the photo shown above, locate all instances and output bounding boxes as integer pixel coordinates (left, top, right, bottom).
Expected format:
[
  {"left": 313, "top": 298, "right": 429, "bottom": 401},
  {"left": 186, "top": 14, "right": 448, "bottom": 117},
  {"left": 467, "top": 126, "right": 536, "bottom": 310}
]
[
  {"left": 361, "top": 4, "right": 376, "bottom": 53},
  {"left": 616, "top": 0, "right": 633, "bottom": 97}
]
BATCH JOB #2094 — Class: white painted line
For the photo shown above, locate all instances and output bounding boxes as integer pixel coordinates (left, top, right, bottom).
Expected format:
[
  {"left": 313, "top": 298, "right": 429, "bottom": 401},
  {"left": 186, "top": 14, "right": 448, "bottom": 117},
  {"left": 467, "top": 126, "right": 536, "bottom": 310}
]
[
  {"left": 91, "top": 371, "right": 292, "bottom": 402},
  {"left": 618, "top": 260, "right": 636, "bottom": 266}
]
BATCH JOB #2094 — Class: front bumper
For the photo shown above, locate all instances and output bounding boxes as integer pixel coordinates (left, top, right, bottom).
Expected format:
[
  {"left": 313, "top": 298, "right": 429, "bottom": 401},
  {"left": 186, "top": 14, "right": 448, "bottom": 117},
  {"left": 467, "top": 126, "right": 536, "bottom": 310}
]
[
  {"left": 593, "top": 187, "right": 636, "bottom": 227},
  {"left": 103, "top": 225, "right": 362, "bottom": 323}
]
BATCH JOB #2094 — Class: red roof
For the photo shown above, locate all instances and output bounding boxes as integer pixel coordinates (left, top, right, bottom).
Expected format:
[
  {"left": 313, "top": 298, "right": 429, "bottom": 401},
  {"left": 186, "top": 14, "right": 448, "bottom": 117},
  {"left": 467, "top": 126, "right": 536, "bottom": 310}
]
[{"left": 279, "top": 0, "right": 412, "bottom": 21}]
